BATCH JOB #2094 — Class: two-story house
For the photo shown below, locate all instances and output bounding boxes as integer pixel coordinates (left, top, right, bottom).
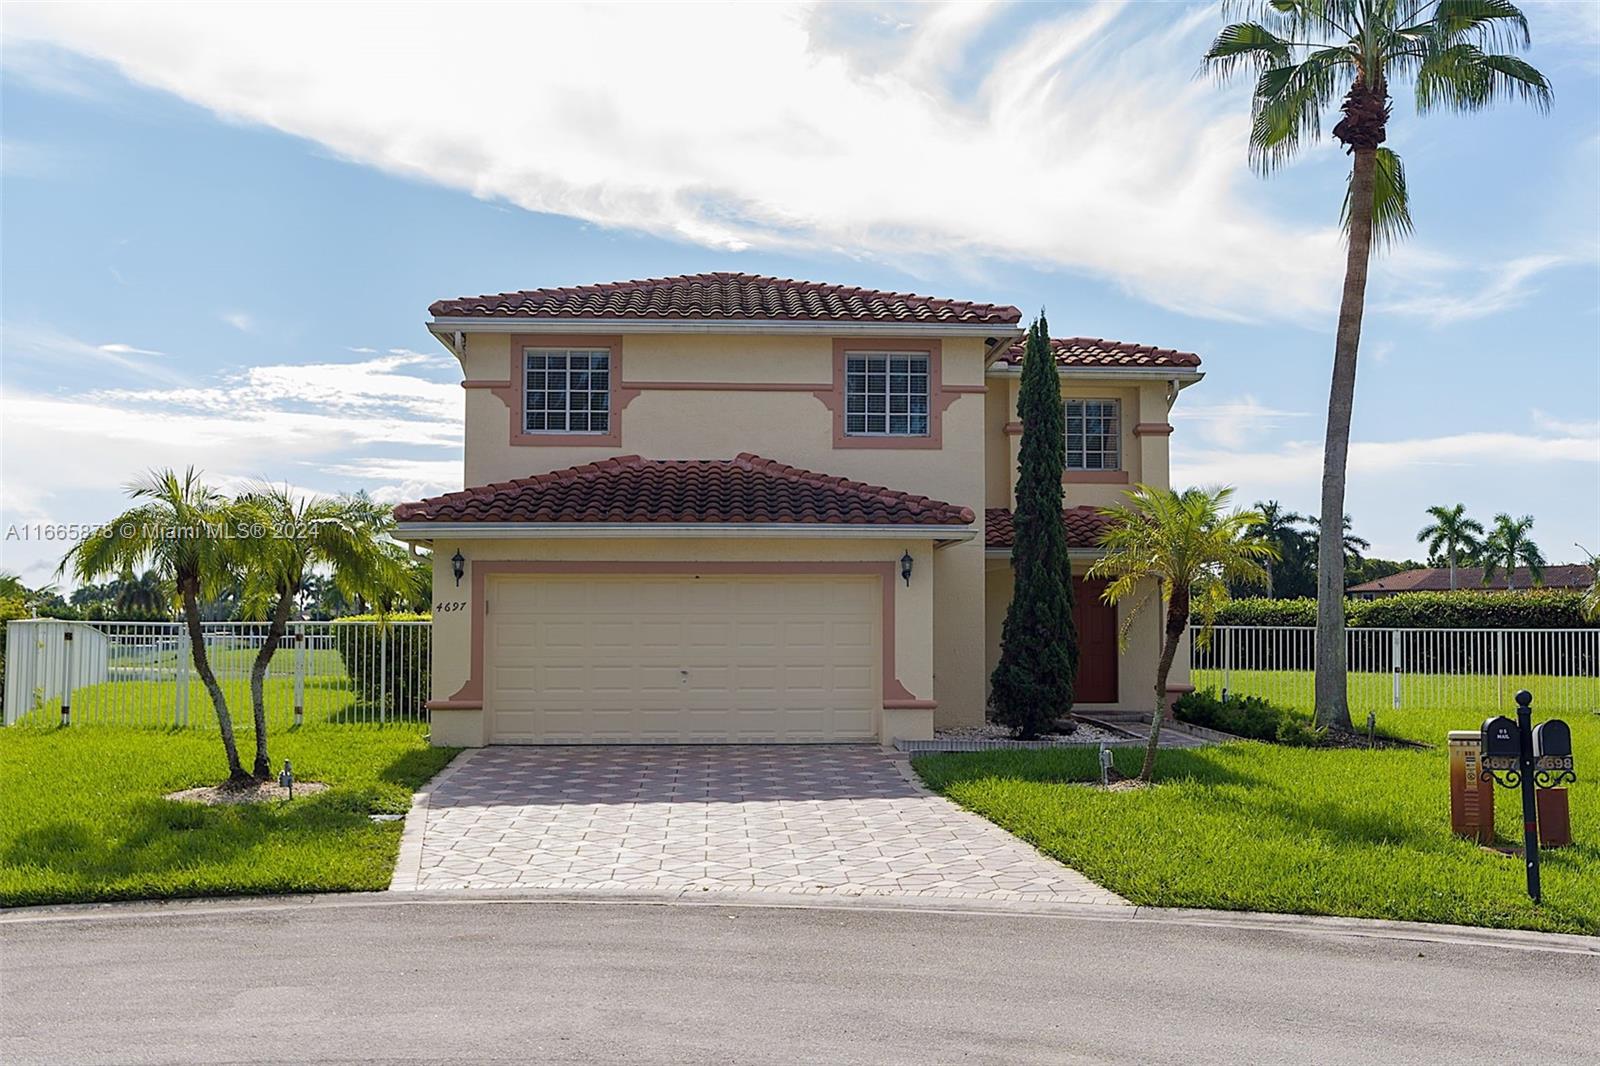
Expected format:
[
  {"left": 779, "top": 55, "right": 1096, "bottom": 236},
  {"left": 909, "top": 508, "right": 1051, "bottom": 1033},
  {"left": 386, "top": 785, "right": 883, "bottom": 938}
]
[{"left": 393, "top": 273, "right": 1202, "bottom": 747}]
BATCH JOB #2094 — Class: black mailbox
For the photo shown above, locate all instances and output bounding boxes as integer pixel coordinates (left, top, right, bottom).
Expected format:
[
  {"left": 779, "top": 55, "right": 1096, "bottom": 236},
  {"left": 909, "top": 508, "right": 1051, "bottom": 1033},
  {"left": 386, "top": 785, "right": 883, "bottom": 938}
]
[
  {"left": 1533, "top": 719, "right": 1572, "bottom": 760},
  {"left": 1481, "top": 716, "right": 1520, "bottom": 759}
]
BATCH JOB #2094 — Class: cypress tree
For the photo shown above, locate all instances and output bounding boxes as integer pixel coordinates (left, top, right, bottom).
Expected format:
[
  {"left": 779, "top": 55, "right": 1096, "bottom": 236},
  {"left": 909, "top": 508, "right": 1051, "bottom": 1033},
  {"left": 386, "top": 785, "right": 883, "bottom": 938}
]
[{"left": 989, "top": 315, "right": 1078, "bottom": 738}]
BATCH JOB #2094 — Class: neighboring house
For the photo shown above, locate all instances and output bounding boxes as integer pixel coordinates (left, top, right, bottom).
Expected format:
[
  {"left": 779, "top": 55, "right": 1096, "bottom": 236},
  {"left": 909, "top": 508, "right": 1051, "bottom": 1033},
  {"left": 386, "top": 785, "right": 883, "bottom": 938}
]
[
  {"left": 1349, "top": 564, "right": 1595, "bottom": 599},
  {"left": 393, "top": 273, "right": 1203, "bottom": 746}
]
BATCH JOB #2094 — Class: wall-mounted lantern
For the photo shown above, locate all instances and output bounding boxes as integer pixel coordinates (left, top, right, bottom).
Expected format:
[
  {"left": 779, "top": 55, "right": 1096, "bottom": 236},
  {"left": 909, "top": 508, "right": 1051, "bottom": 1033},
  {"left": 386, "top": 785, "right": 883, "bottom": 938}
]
[
  {"left": 900, "top": 551, "right": 914, "bottom": 587},
  {"left": 451, "top": 549, "right": 466, "bottom": 587}
]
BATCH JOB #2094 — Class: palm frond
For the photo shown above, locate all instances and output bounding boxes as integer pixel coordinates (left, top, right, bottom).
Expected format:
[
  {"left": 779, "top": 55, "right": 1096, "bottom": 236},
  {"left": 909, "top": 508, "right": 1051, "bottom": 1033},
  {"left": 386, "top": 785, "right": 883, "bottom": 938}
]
[
  {"left": 1248, "top": 47, "right": 1352, "bottom": 173},
  {"left": 1416, "top": 41, "right": 1551, "bottom": 112},
  {"left": 1204, "top": 22, "right": 1295, "bottom": 81},
  {"left": 1412, "top": 0, "right": 1532, "bottom": 51},
  {"left": 1342, "top": 146, "right": 1413, "bottom": 247}
]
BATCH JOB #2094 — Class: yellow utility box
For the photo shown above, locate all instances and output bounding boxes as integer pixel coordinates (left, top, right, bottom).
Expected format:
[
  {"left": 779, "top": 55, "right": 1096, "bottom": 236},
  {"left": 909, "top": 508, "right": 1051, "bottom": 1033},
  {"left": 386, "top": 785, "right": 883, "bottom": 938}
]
[{"left": 1448, "top": 730, "right": 1494, "bottom": 844}]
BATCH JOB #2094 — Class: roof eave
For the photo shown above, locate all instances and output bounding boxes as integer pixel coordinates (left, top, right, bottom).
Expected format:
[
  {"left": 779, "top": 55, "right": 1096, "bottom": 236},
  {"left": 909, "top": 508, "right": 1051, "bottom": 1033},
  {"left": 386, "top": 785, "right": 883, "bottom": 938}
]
[
  {"left": 394, "top": 521, "right": 976, "bottom": 545},
  {"left": 985, "top": 365, "right": 1205, "bottom": 383},
  {"left": 429, "top": 317, "right": 1023, "bottom": 338}
]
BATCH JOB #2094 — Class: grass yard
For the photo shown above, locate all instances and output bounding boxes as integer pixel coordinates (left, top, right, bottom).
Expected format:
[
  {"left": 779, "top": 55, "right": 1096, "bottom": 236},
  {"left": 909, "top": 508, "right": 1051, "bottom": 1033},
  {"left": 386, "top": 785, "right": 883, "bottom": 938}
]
[
  {"left": 1191, "top": 668, "right": 1600, "bottom": 721},
  {"left": 0, "top": 723, "right": 458, "bottom": 907},
  {"left": 915, "top": 705, "right": 1600, "bottom": 934}
]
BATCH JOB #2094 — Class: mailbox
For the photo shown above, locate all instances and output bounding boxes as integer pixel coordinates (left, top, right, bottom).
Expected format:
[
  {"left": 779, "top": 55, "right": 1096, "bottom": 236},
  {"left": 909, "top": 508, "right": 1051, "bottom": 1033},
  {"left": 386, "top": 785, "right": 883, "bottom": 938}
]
[
  {"left": 1481, "top": 716, "right": 1519, "bottom": 759},
  {"left": 1533, "top": 719, "right": 1573, "bottom": 761}
]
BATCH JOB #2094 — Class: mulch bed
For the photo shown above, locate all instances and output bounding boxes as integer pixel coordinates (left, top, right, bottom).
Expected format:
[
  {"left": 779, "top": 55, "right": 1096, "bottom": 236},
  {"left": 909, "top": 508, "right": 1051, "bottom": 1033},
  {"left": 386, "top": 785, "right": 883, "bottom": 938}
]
[
  {"left": 1314, "top": 728, "right": 1430, "bottom": 751},
  {"left": 165, "top": 780, "right": 329, "bottom": 806}
]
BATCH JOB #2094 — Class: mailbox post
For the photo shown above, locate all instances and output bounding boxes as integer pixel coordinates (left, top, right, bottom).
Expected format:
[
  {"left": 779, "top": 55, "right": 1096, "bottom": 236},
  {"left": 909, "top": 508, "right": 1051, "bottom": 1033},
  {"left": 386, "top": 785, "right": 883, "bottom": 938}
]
[{"left": 1479, "top": 691, "right": 1579, "bottom": 904}]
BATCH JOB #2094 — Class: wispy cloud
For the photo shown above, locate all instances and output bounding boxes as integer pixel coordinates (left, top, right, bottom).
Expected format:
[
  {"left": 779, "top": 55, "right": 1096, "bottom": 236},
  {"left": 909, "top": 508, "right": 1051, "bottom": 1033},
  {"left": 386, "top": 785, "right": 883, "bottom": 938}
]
[
  {"left": 220, "top": 310, "right": 255, "bottom": 332},
  {"left": 1377, "top": 254, "right": 1577, "bottom": 326},
  {"left": 1170, "top": 394, "right": 1309, "bottom": 449},
  {"left": 2, "top": 323, "right": 182, "bottom": 380}
]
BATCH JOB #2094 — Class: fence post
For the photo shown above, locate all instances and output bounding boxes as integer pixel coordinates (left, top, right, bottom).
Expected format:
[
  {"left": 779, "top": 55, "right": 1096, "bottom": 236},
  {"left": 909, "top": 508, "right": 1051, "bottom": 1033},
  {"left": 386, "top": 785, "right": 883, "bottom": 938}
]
[
  {"left": 60, "top": 628, "right": 74, "bottom": 727},
  {"left": 175, "top": 630, "right": 191, "bottom": 727},
  {"left": 379, "top": 625, "right": 389, "bottom": 724},
  {"left": 293, "top": 631, "right": 306, "bottom": 728},
  {"left": 1221, "top": 627, "right": 1232, "bottom": 703},
  {"left": 1391, "top": 629, "right": 1402, "bottom": 710},
  {"left": 1495, "top": 629, "right": 1506, "bottom": 708}
]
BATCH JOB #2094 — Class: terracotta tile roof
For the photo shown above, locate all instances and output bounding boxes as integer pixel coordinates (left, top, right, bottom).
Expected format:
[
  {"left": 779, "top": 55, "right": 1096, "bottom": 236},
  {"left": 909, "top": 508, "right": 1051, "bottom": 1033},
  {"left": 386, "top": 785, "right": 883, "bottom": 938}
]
[
  {"left": 394, "top": 454, "right": 976, "bottom": 527},
  {"left": 429, "top": 271, "right": 1021, "bottom": 325},
  {"left": 985, "top": 507, "right": 1109, "bottom": 550},
  {"left": 995, "top": 336, "right": 1202, "bottom": 369},
  {"left": 1348, "top": 564, "right": 1594, "bottom": 594}
]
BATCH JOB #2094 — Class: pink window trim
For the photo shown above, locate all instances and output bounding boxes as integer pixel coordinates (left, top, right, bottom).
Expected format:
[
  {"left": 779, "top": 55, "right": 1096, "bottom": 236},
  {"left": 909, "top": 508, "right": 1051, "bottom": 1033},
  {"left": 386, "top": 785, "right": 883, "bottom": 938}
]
[
  {"left": 476, "top": 334, "right": 628, "bottom": 448},
  {"left": 815, "top": 338, "right": 977, "bottom": 450},
  {"left": 429, "top": 560, "right": 924, "bottom": 712}
]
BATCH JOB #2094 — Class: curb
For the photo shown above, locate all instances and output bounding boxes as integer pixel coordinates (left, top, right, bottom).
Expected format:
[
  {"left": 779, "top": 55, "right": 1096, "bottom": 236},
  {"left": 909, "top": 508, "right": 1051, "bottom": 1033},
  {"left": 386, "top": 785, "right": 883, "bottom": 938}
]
[{"left": 4, "top": 887, "right": 1595, "bottom": 955}]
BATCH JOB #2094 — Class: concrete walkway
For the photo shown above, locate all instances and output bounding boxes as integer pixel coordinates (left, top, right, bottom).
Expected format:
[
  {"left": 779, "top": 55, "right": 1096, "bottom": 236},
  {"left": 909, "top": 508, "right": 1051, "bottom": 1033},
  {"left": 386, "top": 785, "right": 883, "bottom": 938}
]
[{"left": 392, "top": 745, "right": 1124, "bottom": 905}]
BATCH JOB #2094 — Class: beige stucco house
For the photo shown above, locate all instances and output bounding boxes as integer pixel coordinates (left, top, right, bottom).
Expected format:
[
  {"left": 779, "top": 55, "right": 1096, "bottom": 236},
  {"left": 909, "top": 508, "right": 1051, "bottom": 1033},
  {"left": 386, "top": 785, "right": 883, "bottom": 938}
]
[{"left": 393, "top": 273, "right": 1202, "bottom": 747}]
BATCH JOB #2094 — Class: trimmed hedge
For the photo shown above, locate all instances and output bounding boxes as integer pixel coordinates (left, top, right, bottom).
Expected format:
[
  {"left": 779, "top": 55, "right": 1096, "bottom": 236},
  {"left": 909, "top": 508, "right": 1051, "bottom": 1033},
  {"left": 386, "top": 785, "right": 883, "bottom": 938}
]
[
  {"left": 329, "top": 613, "right": 431, "bottom": 718},
  {"left": 1210, "top": 591, "right": 1597, "bottom": 630},
  {"left": 1173, "top": 689, "right": 1318, "bottom": 746}
]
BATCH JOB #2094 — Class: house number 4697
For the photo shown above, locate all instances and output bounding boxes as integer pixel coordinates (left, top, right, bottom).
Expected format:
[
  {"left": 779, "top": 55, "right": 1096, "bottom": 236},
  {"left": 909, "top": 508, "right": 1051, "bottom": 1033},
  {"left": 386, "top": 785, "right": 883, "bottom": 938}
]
[{"left": 434, "top": 601, "right": 468, "bottom": 613}]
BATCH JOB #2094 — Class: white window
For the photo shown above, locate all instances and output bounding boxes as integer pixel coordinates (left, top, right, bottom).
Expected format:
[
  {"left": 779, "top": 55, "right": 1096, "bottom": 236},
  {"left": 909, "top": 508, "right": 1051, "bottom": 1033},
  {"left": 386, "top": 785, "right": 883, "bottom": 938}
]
[
  {"left": 524, "top": 348, "right": 610, "bottom": 433},
  {"left": 1066, "top": 398, "right": 1119, "bottom": 470},
  {"left": 844, "top": 352, "right": 930, "bottom": 436}
]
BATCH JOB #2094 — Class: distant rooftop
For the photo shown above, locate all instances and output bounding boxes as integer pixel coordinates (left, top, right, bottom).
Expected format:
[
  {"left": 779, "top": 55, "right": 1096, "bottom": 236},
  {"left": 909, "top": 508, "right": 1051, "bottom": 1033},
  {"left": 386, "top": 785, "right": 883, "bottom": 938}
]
[{"left": 1348, "top": 564, "right": 1594, "bottom": 595}]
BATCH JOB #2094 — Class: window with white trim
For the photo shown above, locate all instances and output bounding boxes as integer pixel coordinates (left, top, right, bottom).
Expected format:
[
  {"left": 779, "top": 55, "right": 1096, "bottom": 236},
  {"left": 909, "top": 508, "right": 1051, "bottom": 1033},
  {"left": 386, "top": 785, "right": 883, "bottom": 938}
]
[
  {"left": 844, "top": 352, "right": 930, "bottom": 436},
  {"left": 1065, "top": 398, "right": 1120, "bottom": 470},
  {"left": 524, "top": 348, "right": 610, "bottom": 433}
]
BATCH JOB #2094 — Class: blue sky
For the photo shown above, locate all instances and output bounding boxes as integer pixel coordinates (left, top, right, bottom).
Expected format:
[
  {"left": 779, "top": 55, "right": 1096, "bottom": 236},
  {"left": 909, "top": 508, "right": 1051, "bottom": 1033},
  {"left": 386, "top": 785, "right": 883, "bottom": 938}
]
[{"left": 2, "top": 1, "right": 1597, "bottom": 588}]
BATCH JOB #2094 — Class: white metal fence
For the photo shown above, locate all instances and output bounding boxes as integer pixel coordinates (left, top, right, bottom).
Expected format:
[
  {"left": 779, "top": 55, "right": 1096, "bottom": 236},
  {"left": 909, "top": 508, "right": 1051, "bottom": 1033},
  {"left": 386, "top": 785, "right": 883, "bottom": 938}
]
[
  {"left": 1190, "top": 625, "right": 1600, "bottom": 716},
  {"left": 3, "top": 619, "right": 430, "bottom": 730}
]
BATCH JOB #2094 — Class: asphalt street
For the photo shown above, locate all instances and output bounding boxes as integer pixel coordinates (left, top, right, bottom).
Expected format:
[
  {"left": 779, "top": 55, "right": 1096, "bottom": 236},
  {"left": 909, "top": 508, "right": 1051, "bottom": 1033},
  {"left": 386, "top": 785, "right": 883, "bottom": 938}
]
[{"left": 2, "top": 895, "right": 1596, "bottom": 1065}]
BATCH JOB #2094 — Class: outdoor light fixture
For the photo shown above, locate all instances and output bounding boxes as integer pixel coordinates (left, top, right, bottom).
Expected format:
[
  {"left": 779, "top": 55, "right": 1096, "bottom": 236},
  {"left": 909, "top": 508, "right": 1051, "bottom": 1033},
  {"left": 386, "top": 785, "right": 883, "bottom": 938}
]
[
  {"left": 278, "top": 759, "right": 294, "bottom": 801},
  {"left": 900, "top": 551, "right": 914, "bottom": 587},
  {"left": 451, "top": 549, "right": 466, "bottom": 587}
]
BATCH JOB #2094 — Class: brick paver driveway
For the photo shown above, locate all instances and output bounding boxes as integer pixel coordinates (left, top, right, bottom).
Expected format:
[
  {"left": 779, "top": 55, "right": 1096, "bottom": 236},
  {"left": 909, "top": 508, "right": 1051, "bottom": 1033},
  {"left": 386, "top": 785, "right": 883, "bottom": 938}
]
[{"left": 395, "top": 746, "right": 1124, "bottom": 905}]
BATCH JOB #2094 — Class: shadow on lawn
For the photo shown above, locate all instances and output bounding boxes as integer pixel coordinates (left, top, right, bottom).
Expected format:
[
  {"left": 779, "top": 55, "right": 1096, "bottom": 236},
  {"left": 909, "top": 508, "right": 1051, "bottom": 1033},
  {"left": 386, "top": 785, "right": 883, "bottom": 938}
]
[{"left": 1, "top": 790, "right": 376, "bottom": 888}]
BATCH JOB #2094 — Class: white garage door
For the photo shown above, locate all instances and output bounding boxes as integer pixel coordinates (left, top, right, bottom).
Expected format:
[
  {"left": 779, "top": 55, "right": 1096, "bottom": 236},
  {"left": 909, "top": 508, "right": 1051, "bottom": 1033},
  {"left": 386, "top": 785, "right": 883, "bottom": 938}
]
[{"left": 487, "top": 575, "right": 879, "bottom": 743}]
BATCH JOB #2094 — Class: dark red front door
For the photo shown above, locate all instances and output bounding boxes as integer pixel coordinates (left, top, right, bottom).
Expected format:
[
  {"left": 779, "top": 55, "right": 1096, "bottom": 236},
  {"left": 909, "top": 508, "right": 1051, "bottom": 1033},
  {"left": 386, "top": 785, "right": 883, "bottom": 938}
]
[{"left": 1073, "top": 577, "right": 1118, "bottom": 703}]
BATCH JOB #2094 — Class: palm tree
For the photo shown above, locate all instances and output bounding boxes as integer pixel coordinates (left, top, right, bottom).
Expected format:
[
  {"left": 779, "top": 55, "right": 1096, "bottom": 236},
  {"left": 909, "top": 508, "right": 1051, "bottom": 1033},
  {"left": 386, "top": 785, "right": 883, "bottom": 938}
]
[
  {"left": 1088, "top": 486, "right": 1276, "bottom": 782},
  {"left": 1417, "top": 503, "right": 1485, "bottom": 590},
  {"left": 1577, "top": 547, "right": 1599, "bottom": 621},
  {"left": 61, "top": 468, "right": 250, "bottom": 784},
  {"left": 114, "top": 569, "right": 172, "bottom": 619},
  {"left": 1480, "top": 513, "right": 1544, "bottom": 590},
  {"left": 1310, "top": 512, "right": 1371, "bottom": 576},
  {"left": 231, "top": 485, "right": 419, "bottom": 777},
  {"left": 1248, "top": 501, "right": 1308, "bottom": 597},
  {"left": 1204, "top": 1, "right": 1551, "bottom": 730}
]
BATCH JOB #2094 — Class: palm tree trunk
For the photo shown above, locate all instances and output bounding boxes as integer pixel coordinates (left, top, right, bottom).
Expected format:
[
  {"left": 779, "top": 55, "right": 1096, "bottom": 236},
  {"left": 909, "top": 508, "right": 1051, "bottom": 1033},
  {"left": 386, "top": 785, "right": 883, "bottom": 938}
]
[
  {"left": 182, "top": 582, "right": 249, "bottom": 784},
  {"left": 248, "top": 592, "right": 295, "bottom": 779},
  {"left": 1139, "top": 594, "right": 1187, "bottom": 783},
  {"left": 1448, "top": 546, "right": 1457, "bottom": 592},
  {"left": 1313, "top": 145, "right": 1377, "bottom": 733}
]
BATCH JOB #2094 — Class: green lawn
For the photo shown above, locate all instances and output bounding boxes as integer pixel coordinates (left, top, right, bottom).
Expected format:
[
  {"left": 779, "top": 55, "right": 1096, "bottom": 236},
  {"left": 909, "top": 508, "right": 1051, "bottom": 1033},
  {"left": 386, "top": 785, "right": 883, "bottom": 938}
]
[
  {"left": 1192, "top": 668, "right": 1600, "bottom": 721},
  {"left": 915, "top": 706, "right": 1600, "bottom": 934},
  {"left": 0, "top": 723, "right": 459, "bottom": 907}
]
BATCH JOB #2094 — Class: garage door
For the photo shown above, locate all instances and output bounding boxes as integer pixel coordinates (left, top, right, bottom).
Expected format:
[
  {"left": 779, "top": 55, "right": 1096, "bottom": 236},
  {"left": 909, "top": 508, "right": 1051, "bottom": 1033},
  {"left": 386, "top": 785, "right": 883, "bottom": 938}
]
[{"left": 487, "top": 575, "right": 879, "bottom": 743}]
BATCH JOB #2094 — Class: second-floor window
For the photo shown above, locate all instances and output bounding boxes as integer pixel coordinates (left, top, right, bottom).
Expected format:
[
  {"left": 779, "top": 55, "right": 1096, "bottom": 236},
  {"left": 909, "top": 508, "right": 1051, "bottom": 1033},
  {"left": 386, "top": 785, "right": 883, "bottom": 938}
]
[
  {"left": 1066, "top": 398, "right": 1119, "bottom": 470},
  {"left": 525, "top": 348, "right": 610, "bottom": 433},
  {"left": 845, "top": 353, "right": 929, "bottom": 437}
]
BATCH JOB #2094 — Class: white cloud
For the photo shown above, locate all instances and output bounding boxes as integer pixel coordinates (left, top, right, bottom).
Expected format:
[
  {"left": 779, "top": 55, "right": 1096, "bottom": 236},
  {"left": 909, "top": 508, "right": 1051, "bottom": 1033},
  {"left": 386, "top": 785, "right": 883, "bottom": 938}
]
[
  {"left": 220, "top": 311, "right": 255, "bottom": 332},
  {"left": 96, "top": 342, "right": 165, "bottom": 357},
  {"left": 6, "top": 0, "right": 1354, "bottom": 322}
]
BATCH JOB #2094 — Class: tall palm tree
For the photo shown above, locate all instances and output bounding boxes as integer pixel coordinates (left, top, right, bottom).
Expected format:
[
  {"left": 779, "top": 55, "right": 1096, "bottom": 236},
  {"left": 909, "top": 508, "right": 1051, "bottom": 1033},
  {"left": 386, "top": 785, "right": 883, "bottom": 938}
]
[
  {"left": 114, "top": 569, "right": 172, "bottom": 619},
  {"left": 1204, "top": 1, "right": 1551, "bottom": 730},
  {"left": 1480, "top": 513, "right": 1544, "bottom": 590},
  {"left": 1088, "top": 486, "right": 1277, "bottom": 782},
  {"left": 1417, "top": 503, "right": 1485, "bottom": 590},
  {"left": 1249, "top": 500, "right": 1308, "bottom": 597},
  {"left": 231, "top": 485, "right": 419, "bottom": 777},
  {"left": 61, "top": 468, "right": 250, "bottom": 784},
  {"left": 1310, "top": 512, "right": 1371, "bottom": 574}
]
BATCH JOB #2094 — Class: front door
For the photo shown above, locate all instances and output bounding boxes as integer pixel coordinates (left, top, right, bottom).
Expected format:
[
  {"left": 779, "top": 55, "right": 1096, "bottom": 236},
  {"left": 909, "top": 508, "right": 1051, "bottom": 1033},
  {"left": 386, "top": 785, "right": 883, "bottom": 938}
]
[{"left": 1073, "top": 577, "right": 1118, "bottom": 703}]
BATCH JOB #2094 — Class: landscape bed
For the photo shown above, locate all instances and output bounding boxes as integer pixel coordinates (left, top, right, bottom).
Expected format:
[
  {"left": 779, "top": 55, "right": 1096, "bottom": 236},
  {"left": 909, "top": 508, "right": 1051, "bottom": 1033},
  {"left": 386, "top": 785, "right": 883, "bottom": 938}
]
[{"left": 914, "top": 703, "right": 1599, "bottom": 934}]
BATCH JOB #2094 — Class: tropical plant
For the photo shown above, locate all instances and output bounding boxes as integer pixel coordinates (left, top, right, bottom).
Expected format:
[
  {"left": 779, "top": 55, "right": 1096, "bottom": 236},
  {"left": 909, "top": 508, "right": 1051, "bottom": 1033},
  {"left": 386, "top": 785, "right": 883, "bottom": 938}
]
[
  {"left": 1310, "top": 513, "right": 1371, "bottom": 576},
  {"left": 1579, "top": 549, "right": 1599, "bottom": 622},
  {"left": 60, "top": 468, "right": 250, "bottom": 783},
  {"left": 1089, "top": 485, "right": 1277, "bottom": 781},
  {"left": 230, "top": 485, "right": 420, "bottom": 778},
  {"left": 1480, "top": 512, "right": 1545, "bottom": 589},
  {"left": 990, "top": 315, "right": 1078, "bottom": 739},
  {"left": 113, "top": 569, "right": 172, "bottom": 619},
  {"left": 1248, "top": 500, "right": 1309, "bottom": 597},
  {"left": 1417, "top": 503, "right": 1485, "bottom": 590},
  {"left": 1203, "top": 0, "right": 1551, "bottom": 730}
]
